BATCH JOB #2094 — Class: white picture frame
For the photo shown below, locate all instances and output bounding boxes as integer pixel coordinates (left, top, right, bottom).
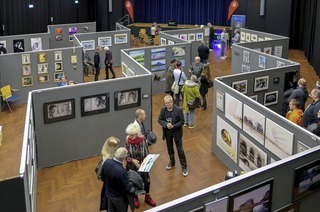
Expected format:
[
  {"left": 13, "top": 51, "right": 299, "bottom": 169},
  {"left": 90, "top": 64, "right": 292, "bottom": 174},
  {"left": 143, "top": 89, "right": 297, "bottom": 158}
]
[
  {"left": 232, "top": 80, "right": 248, "bottom": 94},
  {"left": 254, "top": 76, "right": 269, "bottom": 92},
  {"left": 81, "top": 40, "right": 95, "bottom": 50},
  {"left": 54, "top": 51, "right": 62, "bottom": 61},
  {"left": 196, "top": 32, "right": 204, "bottom": 41},
  {"left": 114, "top": 34, "right": 128, "bottom": 44},
  {"left": 264, "top": 90, "right": 279, "bottom": 106},
  {"left": 243, "top": 104, "right": 265, "bottom": 145},
  {"left": 241, "top": 64, "right": 250, "bottom": 73},
  {"left": 216, "top": 90, "right": 224, "bottom": 112},
  {"left": 98, "top": 37, "right": 112, "bottom": 47},
  {"left": 188, "top": 33, "right": 195, "bottom": 41},
  {"left": 243, "top": 50, "right": 250, "bottom": 63},
  {"left": 225, "top": 93, "right": 243, "bottom": 129},
  {"left": 259, "top": 55, "right": 266, "bottom": 69}
]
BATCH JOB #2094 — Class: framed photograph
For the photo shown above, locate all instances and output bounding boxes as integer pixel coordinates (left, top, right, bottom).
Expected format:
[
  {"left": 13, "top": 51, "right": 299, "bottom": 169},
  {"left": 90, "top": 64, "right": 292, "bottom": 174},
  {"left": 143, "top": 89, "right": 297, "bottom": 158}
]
[
  {"left": 55, "top": 35, "right": 62, "bottom": 41},
  {"left": 81, "top": 40, "right": 95, "bottom": 51},
  {"left": 22, "top": 54, "right": 30, "bottom": 64},
  {"left": 160, "top": 37, "right": 166, "bottom": 45},
  {"left": 243, "top": 104, "right": 265, "bottom": 145},
  {"left": 22, "top": 65, "right": 32, "bottom": 76},
  {"left": 196, "top": 32, "right": 203, "bottom": 41},
  {"left": 43, "top": 99, "right": 75, "bottom": 124},
  {"left": 68, "top": 27, "right": 77, "bottom": 35},
  {"left": 71, "top": 55, "right": 77, "bottom": 64},
  {"left": 245, "top": 33, "right": 251, "bottom": 42},
  {"left": 240, "top": 32, "right": 245, "bottom": 41},
  {"left": 216, "top": 90, "right": 224, "bottom": 112},
  {"left": 259, "top": 55, "right": 266, "bottom": 69},
  {"left": 249, "top": 95, "right": 258, "bottom": 101},
  {"left": 225, "top": 93, "right": 243, "bottom": 129},
  {"left": 254, "top": 76, "right": 269, "bottom": 92},
  {"left": 297, "top": 141, "right": 310, "bottom": 153},
  {"left": 172, "top": 46, "right": 185, "bottom": 57},
  {"left": 179, "top": 34, "right": 187, "bottom": 41},
  {"left": 232, "top": 80, "right": 247, "bottom": 94},
  {"left": 122, "top": 62, "right": 128, "bottom": 75},
  {"left": 277, "top": 61, "right": 285, "bottom": 67},
  {"left": 55, "top": 28, "right": 62, "bottom": 34},
  {"left": 258, "top": 38, "right": 265, "bottom": 41},
  {"left": 293, "top": 158, "right": 320, "bottom": 201},
  {"left": 69, "top": 35, "right": 74, "bottom": 42},
  {"left": 114, "top": 88, "right": 141, "bottom": 111},
  {"left": 204, "top": 196, "right": 228, "bottom": 212},
  {"left": 204, "top": 27, "right": 210, "bottom": 36},
  {"left": 129, "top": 50, "right": 145, "bottom": 63},
  {"left": 188, "top": 33, "right": 195, "bottom": 41},
  {"left": 243, "top": 50, "right": 250, "bottom": 63},
  {"left": 0, "top": 40, "right": 7, "bottom": 54},
  {"left": 230, "top": 179, "right": 273, "bottom": 212},
  {"left": 168, "top": 40, "right": 175, "bottom": 45},
  {"left": 38, "top": 74, "right": 49, "bottom": 83},
  {"left": 13, "top": 39, "right": 25, "bottom": 53},
  {"left": 114, "top": 34, "right": 128, "bottom": 44},
  {"left": 54, "top": 51, "right": 62, "bottom": 61},
  {"left": 274, "top": 201, "right": 300, "bottom": 212},
  {"left": 38, "top": 52, "right": 47, "bottom": 63},
  {"left": 241, "top": 64, "right": 250, "bottom": 73},
  {"left": 98, "top": 37, "right": 111, "bottom": 47},
  {"left": 22, "top": 76, "right": 33, "bottom": 87},
  {"left": 151, "top": 48, "right": 166, "bottom": 60},
  {"left": 251, "top": 34, "right": 258, "bottom": 42},
  {"left": 54, "top": 72, "right": 64, "bottom": 82},
  {"left": 274, "top": 46, "right": 283, "bottom": 57},
  {"left": 265, "top": 37, "right": 272, "bottom": 41},
  {"left": 31, "top": 37, "right": 42, "bottom": 51},
  {"left": 81, "top": 93, "right": 110, "bottom": 117},
  {"left": 151, "top": 59, "right": 166, "bottom": 72},
  {"left": 264, "top": 91, "right": 278, "bottom": 106},
  {"left": 264, "top": 47, "right": 272, "bottom": 55},
  {"left": 55, "top": 62, "right": 63, "bottom": 72},
  {"left": 37, "top": 63, "right": 49, "bottom": 74}
]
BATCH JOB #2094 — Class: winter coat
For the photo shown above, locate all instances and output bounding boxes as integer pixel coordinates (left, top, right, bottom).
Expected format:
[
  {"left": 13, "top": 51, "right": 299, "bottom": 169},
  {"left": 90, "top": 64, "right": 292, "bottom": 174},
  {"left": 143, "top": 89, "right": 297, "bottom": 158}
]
[{"left": 181, "top": 80, "right": 201, "bottom": 113}]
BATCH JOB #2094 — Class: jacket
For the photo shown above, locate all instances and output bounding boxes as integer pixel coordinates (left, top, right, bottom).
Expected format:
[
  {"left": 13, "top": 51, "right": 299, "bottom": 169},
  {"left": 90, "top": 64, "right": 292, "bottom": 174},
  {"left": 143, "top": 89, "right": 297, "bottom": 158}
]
[
  {"left": 158, "top": 105, "right": 184, "bottom": 140},
  {"left": 164, "top": 65, "right": 175, "bottom": 92},
  {"left": 181, "top": 80, "right": 201, "bottom": 113},
  {"left": 286, "top": 109, "right": 303, "bottom": 126},
  {"left": 94, "top": 51, "right": 100, "bottom": 68},
  {"left": 288, "top": 87, "right": 308, "bottom": 111}
]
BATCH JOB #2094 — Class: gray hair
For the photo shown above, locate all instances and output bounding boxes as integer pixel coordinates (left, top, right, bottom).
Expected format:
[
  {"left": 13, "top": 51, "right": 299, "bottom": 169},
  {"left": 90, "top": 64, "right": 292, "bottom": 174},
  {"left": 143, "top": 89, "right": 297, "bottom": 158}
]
[
  {"left": 114, "top": 147, "right": 128, "bottom": 161},
  {"left": 190, "top": 75, "right": 197, "bottom": 82}
]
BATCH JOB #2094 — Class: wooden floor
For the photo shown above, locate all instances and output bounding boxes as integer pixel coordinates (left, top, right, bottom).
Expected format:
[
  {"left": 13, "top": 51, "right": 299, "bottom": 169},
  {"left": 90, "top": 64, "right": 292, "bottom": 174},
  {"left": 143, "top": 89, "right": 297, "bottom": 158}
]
[{"left": 0, "top": 45, "right": 318, "bottom": 212}]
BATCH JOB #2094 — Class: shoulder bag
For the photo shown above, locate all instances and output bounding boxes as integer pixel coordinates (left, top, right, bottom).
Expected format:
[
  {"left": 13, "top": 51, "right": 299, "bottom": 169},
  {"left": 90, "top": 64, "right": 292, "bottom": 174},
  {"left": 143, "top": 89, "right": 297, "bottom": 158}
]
[
  {"left": 171, "top": 71, "right": 182, "bottom": 94},
  {"left": 208, "top": 79, "right": 213, "bottom": 88},
  {"left": 187, "top": 98, "right": 201, "bottom": 109},
  {"left": 95, "top": 159, "right": 105, "bottom": 180}
]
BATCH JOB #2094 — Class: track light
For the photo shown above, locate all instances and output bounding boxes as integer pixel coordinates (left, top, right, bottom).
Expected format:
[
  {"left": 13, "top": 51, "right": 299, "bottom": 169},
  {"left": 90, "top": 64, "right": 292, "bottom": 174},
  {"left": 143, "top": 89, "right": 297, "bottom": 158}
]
[
  {"left": 75, "top": 0, "right": 79, "bottom": 3},
  {"left": 28, "top": 4, "right": 34, "bottom": 8}
]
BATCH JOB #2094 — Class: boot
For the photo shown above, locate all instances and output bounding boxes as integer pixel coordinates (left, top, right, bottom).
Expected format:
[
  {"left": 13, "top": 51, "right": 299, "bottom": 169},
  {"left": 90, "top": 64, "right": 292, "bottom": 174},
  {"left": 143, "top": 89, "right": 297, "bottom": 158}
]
[{"left": 145, "top": 193, "right": 156, "bottom": 207}]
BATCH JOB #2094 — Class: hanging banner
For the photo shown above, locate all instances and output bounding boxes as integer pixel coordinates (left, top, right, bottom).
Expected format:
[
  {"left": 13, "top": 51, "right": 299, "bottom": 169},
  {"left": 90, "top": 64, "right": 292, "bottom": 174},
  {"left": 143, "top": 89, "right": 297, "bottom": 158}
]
[
  {"left": 125, "top": 0, "right": 134, "bottom": 22},
  {"left": 228, "top": 0, "right": 239, "bottom": 20}
]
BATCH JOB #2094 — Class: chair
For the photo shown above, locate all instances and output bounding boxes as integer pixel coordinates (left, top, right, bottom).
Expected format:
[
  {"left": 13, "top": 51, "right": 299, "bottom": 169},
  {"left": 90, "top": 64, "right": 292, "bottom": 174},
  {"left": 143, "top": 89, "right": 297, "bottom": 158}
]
[
  {"left": 139, "top": 28, "right": 146, "bottom": 43},
  {"left": 153, "top": 35, "right": 159, "bottom": 45},
  {"left": 143, "top": 34, "right": 153, "bottom": 46},
  {"left": 130, "top": 34, "right": 138, "bottom": 46},
  {"left": 0, "top": 85, "right": 21, "bottom": 113}
]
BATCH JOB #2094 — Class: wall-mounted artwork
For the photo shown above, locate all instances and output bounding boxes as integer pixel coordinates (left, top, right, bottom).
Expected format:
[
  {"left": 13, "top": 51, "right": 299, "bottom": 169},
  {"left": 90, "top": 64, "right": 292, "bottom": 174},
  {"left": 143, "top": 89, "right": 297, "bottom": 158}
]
[
  {"left": 151, "top": 59, "right": 166, "bottom": 72},
  {"left": 38, "top": 52, "right": 47, "bottom": 63},
  {"left": 274, "top": 46, "right": 283, "bottom": 57},
  {"left": 114, "top": 34, "right": 128, "bottom": 44},
  {"left": 254, "top": 76, "right": 269, "bottom": 92},
  {"left": 239, "top": 134, "right": 267, "bottom": 172},
  {"left": 31, "top": 37, "right": 42, "bottom": 51},
  {"left": 243, "top": 104, "right": 265, "bottom": 145},
  {"left": 258, "top": 38, "right": 265, "bottom": 41},
  {"left": 54, "top": 51, "right": 62, "bottom": 61},
  {"left": 216, "top": 90, "right": 224, "bottom": 112},
  {"left": 241, "top": 64, "right": 250, "bottom": 73},
  {"left": 55, "top": 62, "right": 63, "bottom": 72},
  {"left": 243, "top": 50, "right": 250, "bottom": 63},
  {"left": 265, "top": 37, "right": 272, "bottom": 41},
  {"left": 69, "top": 35, "right": 74, "bottom": 42},
  {"left": 22, "top": 65, "right": 32, "bottom": 76},
  {"left": 251, "top": 34, "right": 258, "bottom": 42},
  {"left": 225, "top": 93, "right": 243, "bottom": 129},
  {"left": 264, "top": 91, "right": 278, "bottom": 106},
  {"left": 55, "top": 35, "right": 62, "bottom": 41},
  {"left": 264, "top": 47, "right": 272, "bottom": 55},
  {"left": 160, "top": 38, "right": 166, "bottom": 45},
  {"left": 259, "top": 55, "right": 266, "bottom": 69},
  {"left": 98, "top": 37, "right": 111, "bottom": 47},
  {"left": 13, "top": 39, "right": 25, "bottom": 53},
  {"left": 71, "top": 55, "right": 77, "bottom": 64},
  {"left": 151, "top": 48, "right": 166, "bottom": 60},
  {"left": 81, "top": 40, "right": 95, "bottom": 51},
  {"left": 265, "top": 118, "right": 294, "bottom": 159},
  {"left": 114, "top": 88, "right": 141, "bottom": 111},
  {"left": 297, "top": 141, "right": 310, "bottom": 153},
  {"left": 129, "top": 50, "right": 145, "bottom": 63},
  {"left": 55, "top": 28, "right": 62, "bottom": 34},
  {"left": 38, "top": 74, "right": 49, "bottom": 83},
  {"left": 38, "top": 63, "right": 48, "bottom": 74},
  {"left": 168, "top": 40, "right": 175, "bottom": 45},
  {"left": 276, "top": 61, "right": 285, "bottom": 67},
  {"left": 22, "top": 76, "right": 33, "bottom": 87},
  {"left": 240, "top": 32, "right": 245, "bottom": 41},
  {"left": 179, "top": 34, "right": 187, "bottom": 41},
  {"left": 54, "top": 72, "right": 64, "bottom": 82},
  {"left": 230, "top": 179, "right": 273, "bottom": 212},
  {"left": 204, "top": 196, "right": 228, "bottom": 212},
  {"left": 43, "top": 99, "right": 75, "bottom": 124},
  {"left": 188, "top": 33, "right": 195, "bottom": 41},
  {"left": 172, "top": 46, "right": 185, "bottom": 57},
  {"left": 0, "top": 40, "right": 7, "bottom": 54},
  {"left": 245, "top": 33, "right": 251, "bottom": 42},
  {"left": 196, "top": 32, "right": 203, "bottom": 41},
  {"left": 22, "top": 54, "right": 30, "bottom": 64},
  {"left": 81, "top": 93, "right": 110, "bottom": 117},
  {"left": 121, "top": 62, "right": 128, "bottom": 76},
  {"left": 68, "top": 27, "right": 77, "bottom": 35},
  {"left": 204, "top": 28, "right": 210, "bottom": 36},
  {"left": 232, "top": 80, "right": 248, "bottom": 94}
]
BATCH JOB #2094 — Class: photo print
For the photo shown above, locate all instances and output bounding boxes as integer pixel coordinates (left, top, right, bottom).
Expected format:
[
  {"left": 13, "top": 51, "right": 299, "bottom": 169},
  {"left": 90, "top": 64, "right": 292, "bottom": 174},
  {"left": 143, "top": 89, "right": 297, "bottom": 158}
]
[
  {"left": 68, "top": 27, "right": 77, "bottom": 35},
  {"left": 55, "top": 62, "right": 63, "bottom": 72},
  {"left": 152, "top": 71, "right": 166, "bottom": 82},
  {"left": 31, "top": 37, "right": 42, "bottom": 51},
  {"left": 297, "top": 141, "right": 310, "bottom": 153},
  {"left": 196, "top": 32, "right": 204, "bottom": 41},
  {"left": 55, "top": 28, "right": 62, "bottom": 34},
  {"left": 129, "top": 50, "right": 145, "bottom": 63},
  {"left": 22, "top": 65, "right": 32, "bottom": 76},
  {"left": 245, "top": 33, "right": 251, "bottom": 42},
  {"left": 264, "top": 47, "right": 272, "bottom": 55},
  {"left": 151, "top": 48, "right": 166, "bottom": 60},
  {"left": 81, "top": 40, "right": 95, "bottom": 51},
  {"left": 22, "top": 76, "right": 33, "bottom": 87},
  {"left": 121, "top": 62, "right": 128, "bottom": 76},
  {"left": 13, "top": 39, "right": 25, "bottom": 53},
  {"left": 232, "top": 80, "right": 248, "bottom": 94},
  {"left": 0, "top": 40, "right": 7, "bottom": 54},
  {"left": 69, "top": 35, "right": 74, "bottom": 42},
  {"left": 43, "top": 99, "right": 75, "bottom": 124},
  {"left": 151, "top": 59, "right": 166, "bottom": 72},
  {"left": 114, "top": 34, "right": 128, "bottom": 44},
  {"left": 274, "top": 46, "right": 283, "bottom": 57},
  {"left": 276, "top": 61, "right": 285, "bottom": 67},
  {"left": 38, "top": 52, "right": 47, "bottom": 63},
  {"left": 204, "top": 196, "right": 228, "bottom": 212},
  {"left": 249, "top": 95, "right": 258, "bottom": 101},
  {"left": 216, "top": 90, "right": 224, "bottom": 112},
  {"left": 243, "top": 50, "right": 250, "bottom": 63},
  {"left": 243, "top": 104, "right": 265, "bottom": 145},
  {"left": 55, "top": 35, "right": 62, "bottom": 41},
  {"left": 172, "top": 46, "right": 185, "bottom": 57},
  {"left": 22, "top": 54, "right": 31, "bottom": 64},
  {"left": 98, "top": 37, "right": 111, "bottom": 47},
  {"left": 225, "top": 93, "right": 243, "bottom": 129},
  {"left": 254, "top": 76, "right": 269, "bottom": 92},
  {"left": 168, "top": 40, "right": 175, "bottom": 45},
  {"left": 240, "top": 32, "right": 245, "bottom": 41},
  {"left": 264, "top": 91, "right": 278, "bottom": 106},
  {"left": 179, "top": 34, "right": 187, "bottom": 41},
  {"left": 241, "top": 64, "right": 250, "bottom": 73},
  {"left": 54, "top": 72, "right": 64, "bottom": 82},
  {"left": 114, "top": 88, "right": 141, "bottom": 111},
  {"left": 54, "top": 51, "right": 62, "bottom": 61},
  {"left": 251, "top": 34, "right": 258, "bottom": 42},
  {"left": 160, "top": 37, "right": 166, "bottom": 45},
  {"left": 188, "top": 33, "right": 195, "bottom": 41},
  {"left": 259, "top": 55, "right": 266, "bottom": 69},
  {"left": 81, "top": 93, "right": 110, "bottom": 117},
  {"left": 38, "top": 74, "right": 49, "bottom": 83},
  {"left": 38, "top": 63, "right": 49, "bottom": 74}
]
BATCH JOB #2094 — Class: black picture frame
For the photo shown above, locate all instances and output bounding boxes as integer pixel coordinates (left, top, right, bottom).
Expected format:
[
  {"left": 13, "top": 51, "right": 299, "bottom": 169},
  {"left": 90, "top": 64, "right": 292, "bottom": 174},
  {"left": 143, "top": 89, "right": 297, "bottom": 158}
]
[
  {"left": 292, "top": 158, "right": 320, "bottom": 201},
  {"left": 204, "top": 196, "right": 228, "bottom": 212},
  {"left": 43, "top": 99, "right": 75, "bottom": 124},
  {"left": 114, "top": 88, "right": 141, "bottom": 111},
  {"left": 229, "top": 179, "right": 273, "bottom": 212},
  {"left": 274, "top": 201, "right": 300, "bottom": 212},
  {"left": 81, "top": 93, "right": 110, "bottom": 117}
]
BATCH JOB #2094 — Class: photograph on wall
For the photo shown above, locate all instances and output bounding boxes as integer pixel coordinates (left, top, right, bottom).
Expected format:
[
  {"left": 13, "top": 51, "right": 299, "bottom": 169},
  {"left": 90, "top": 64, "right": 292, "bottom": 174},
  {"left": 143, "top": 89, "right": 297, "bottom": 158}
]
[
  {"left": 225, "top": 93, "right": 243, "bottom": 129},
  {"left": 216, "top": 115, "right": 238, "bottom": 163},
  {"left": 254, "top": 76, "right": 269, "bottom": 92},
  {"left": 216, "top": 90, "right": 224, "bottom": 112},
  {"left": 55, "top": 62, "right": 63, "bottom": 72},
  {"left": 114, "top": 88, "right": 141, "bottom": 111},
  {"left": 172, "top": 46, "right": 185, "bottom": 57},
  {"left": 160, "top": 37, "right": 166, "bottom": 45},
  {"left": 241, "top": 64, "right": 250, "bottom": 73},
  {"left": 274, "top": 46, "right": 283, "bottom": 57},
  {"left": 254, "top": 48, "right": 261, "bottom": 52},
  {"left": 293, "top": 159, "right": 320, "bottom": 201},
  {"left": 179, "top": 34, "right": 187, "bottom": 41},
  {"left": 54, "top": 72, "right": 64, "bottom": 82},
  {"left": 188, "top": 33, "right": 195, "bottom": 41},
  {"left": 129, "top": 50, "right": 145, "bottom": 63},
  {"left": 243, "top": 104, "right": 265, "bottom": 145},
  {"left": 175, "top": 56, "right": 185, "bottom": 66},
  {"left": 245, "top": 33, "right": 251, "bottom": 42},
  {"left": 152, "top": 71, "right": 166, "bottom": 82},
  {"left": 54, "top": 51, "right": 62, "bottom": 61},
  {"left": 31, "top": 37, "right": 42, "bottom": 51},
  {"left": 258, "top": 38, "right": 265, "bottom": 41},
  {"left": 0, "top": 40, "right": 7, "bottom": 54},
  {"left": 251, "top": 34, "right": 258, "bottom": 42},
  {"left": 38, "top": 74, "right": 49, "bottom": 83},
  {"left": 13, "top": 39, "right": 25, "bottom": 53},
  {"left": 204, "top": 27, "right": 210, "bottom": 36},
  {"left": 274, "top": 201, "right": 300, "bottom": 212},
  {"left": 22, "top": 65, "right": 32, "bottom": 76},
  {"left": 37, "top": 63, "right": 48, "bottom": 74},
  {"left": 258, "top": 55, "right": 266, "bottom": 69},
  {"left": 264, "top": 47, "right": 272, "bottom": 55},
  {"left": 264, "top": 91, "right": 278, "bottom": 106},
  {"left": 243, "top": 50, "right": 250, "bottom": 63},
  {"left": 68, "top": 27, "right": 77, "bottom": 35},
  {"left": 22, "top": 54, "right": 30, "bottom": 64},
  {"left": 38, "top": 52, "right": 47, "bottom": 63},
  {"left": 297, "top": 141, "right": 310, "bottom": 153},
  {"left": 239, "top": 134, "right": 267, "bottom": 172},
  {"left": 22, "top": 76, "right": 33, "bottom": 87},
  {"left": 55, "top": 35, "right": 62, "bottom": 41},
  {"left": 230, "top": 179, "right": 273, "bottom": 212},
  {"left": 196, "top": 32, "right": 203, "bottom": 41},
  {"left": 43, "top": 99, "right": 75, "bottom": 124},
  {"left": 276, "top": 61, "right": 285, "bottom": 67},
  {"left": 69, "top": 35, "right": 74, "bottom": 42},
  {"left": 249, "top": 95, "right": 258, "bottom": 101},
  {"left": 114, "top": 34, "right": 128, "bottom": 44},
  {"left": 265, "top": 118, "right": 294, "bottom": 159},
  {"left": 81, "top": 40, "right": 95, "bottom": 51},
  {"left": 81, "top": 93, "right": 110, "bottom": 117},
  {"left": 121, "top": 62, "right": 128, "bottom": 75},
  {"left": 265, "top": 37, "right": 272, "bottom": 40},
  {"left": 151, "top": 59, "right": 166, "bottom": 72},
  {"left": 168, "top": 40, "right": 175, "bottom": 45},
  {"left": 151, "top": 48, "right": 166, "bottom": 60},
  {"left": 71, "top": 55, "right": 77, "bottom": 64},
  {"left": 127, "top": 68, "right": 135, "bottom": 77},
  {"left": 55, "top": 28, "right": 62, "bottom": 34},
  {"left": 204, "top": 196, "right": 228, "bottom": 212},
  {"left": 240, "top": 32, "right": 245, "bottom": 41},
  {"left": 98, "top": 37, "right": 112, "bottom": 47},
  {"left": 232, "top": 80, "right": 248, "bottom": 94}
]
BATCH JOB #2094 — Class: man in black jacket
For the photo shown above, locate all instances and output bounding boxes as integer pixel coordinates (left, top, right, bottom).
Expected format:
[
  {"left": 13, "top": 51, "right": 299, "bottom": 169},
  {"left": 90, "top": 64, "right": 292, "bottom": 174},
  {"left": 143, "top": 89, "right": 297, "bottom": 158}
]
[
  {"left": 207, "top": 22, "right": 215, "bottom": 51},
  {"left": 94, "top": 46, "right": 101, "bottom": 81},
  {"left": 198, "top": 40, "right": 210, "bottom": 64}
]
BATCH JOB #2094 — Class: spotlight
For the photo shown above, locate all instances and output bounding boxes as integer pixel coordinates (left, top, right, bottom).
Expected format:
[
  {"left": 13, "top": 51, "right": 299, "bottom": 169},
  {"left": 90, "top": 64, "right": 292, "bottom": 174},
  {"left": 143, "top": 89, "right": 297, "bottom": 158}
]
[
  {"left": 75, "top": 0, "right": 78, "bottom": 3},
  {"left": 29, "top": 4, "right": 34, "bottom": 8}
]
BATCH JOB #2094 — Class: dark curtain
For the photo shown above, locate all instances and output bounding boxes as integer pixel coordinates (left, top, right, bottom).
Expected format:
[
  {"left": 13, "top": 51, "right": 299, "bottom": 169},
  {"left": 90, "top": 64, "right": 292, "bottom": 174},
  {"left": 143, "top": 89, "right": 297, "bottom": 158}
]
[{"left": 134, "top": 0, "right": 232, "bottom": 26}]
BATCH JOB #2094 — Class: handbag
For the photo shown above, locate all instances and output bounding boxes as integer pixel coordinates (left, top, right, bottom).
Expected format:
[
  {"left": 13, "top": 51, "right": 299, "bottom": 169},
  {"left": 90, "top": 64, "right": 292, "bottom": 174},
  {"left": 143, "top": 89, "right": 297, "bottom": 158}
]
[
  {"left": 95, "top": 159, "right": 105, "bottom": 180},
  {"left": 171, "top": 71, "right": 182, "bottom": 94},
  {"left": 187, "top": 98, "right": 201, "bottom": 109},
  {"left": 208, "top": 79, "right": 213, "bottom": 88}
]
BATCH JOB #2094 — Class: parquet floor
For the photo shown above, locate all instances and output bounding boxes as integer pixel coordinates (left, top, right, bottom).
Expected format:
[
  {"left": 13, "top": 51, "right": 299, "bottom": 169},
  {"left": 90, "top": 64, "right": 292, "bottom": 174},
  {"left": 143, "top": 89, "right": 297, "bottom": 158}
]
[{"left": 0, "top": 44, "right": 318, "bottom": 212}]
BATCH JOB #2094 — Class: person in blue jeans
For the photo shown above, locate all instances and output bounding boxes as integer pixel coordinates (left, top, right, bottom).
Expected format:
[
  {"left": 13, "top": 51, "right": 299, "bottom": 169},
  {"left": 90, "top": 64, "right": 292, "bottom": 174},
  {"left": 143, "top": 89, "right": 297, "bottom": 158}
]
[
  {"left": 220, "top": 28, "right": 228, "bottom": 59},
  {"left": 94, "top": 46, "right": 102, "bottom": 81},
  {"left": 173, "top": 61, "right": 187, "bottom": 106}
]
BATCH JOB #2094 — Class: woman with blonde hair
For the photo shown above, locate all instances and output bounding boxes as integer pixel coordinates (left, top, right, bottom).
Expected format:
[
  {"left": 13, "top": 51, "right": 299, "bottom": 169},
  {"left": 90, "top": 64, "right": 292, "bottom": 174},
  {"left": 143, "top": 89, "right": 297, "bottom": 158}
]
[{"left": 199, "top": 65, "right": 212, "bottom": 110}]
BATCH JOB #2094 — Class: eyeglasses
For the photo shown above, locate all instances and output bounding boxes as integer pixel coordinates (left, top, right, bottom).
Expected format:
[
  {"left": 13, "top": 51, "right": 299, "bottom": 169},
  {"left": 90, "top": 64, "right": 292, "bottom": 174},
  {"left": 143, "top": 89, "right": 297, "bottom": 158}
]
[{"left": 165, "top": 101, "right": 173, "bottom": 104}]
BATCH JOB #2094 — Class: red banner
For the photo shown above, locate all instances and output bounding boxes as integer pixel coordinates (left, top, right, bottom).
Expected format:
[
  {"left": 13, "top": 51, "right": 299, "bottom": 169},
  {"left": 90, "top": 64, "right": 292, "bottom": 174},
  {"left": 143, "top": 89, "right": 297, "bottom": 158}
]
[
  {"left": 125, "top": 0, "right": 134, "bottom": 22},
  {"left": 228, "top": 0, "right": 239, "bottom": 20}
]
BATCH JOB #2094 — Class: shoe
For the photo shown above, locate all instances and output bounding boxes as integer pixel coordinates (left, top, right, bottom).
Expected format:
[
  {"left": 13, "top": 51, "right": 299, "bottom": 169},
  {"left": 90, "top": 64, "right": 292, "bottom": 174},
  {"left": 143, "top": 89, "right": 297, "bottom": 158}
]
[
  {"left": 200, "top": 107, "right": 207, "bottom": 110},
  {"left": 145, "top": 194, "right": 156, "bottom": 207},
  {"left": 182, "top": 168, "right": 188, "bottom": 177},
  {"left": 134, "top": 196, "right": 139, "bottom": 208},
  {"left": 189, "top": 124, "right": 196, "bottom": 129},
  {"left": 166, "top": 161, "right": 175, "bottom": 170},
  {"left": 87, "top": 75, "right": 90, "bottom": 77},
  {"left": 220, "top": 57, "right": 225, "bottom": 59},
  {"left": 184, "top": 123, "right": 188, "bottom": 127}
]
